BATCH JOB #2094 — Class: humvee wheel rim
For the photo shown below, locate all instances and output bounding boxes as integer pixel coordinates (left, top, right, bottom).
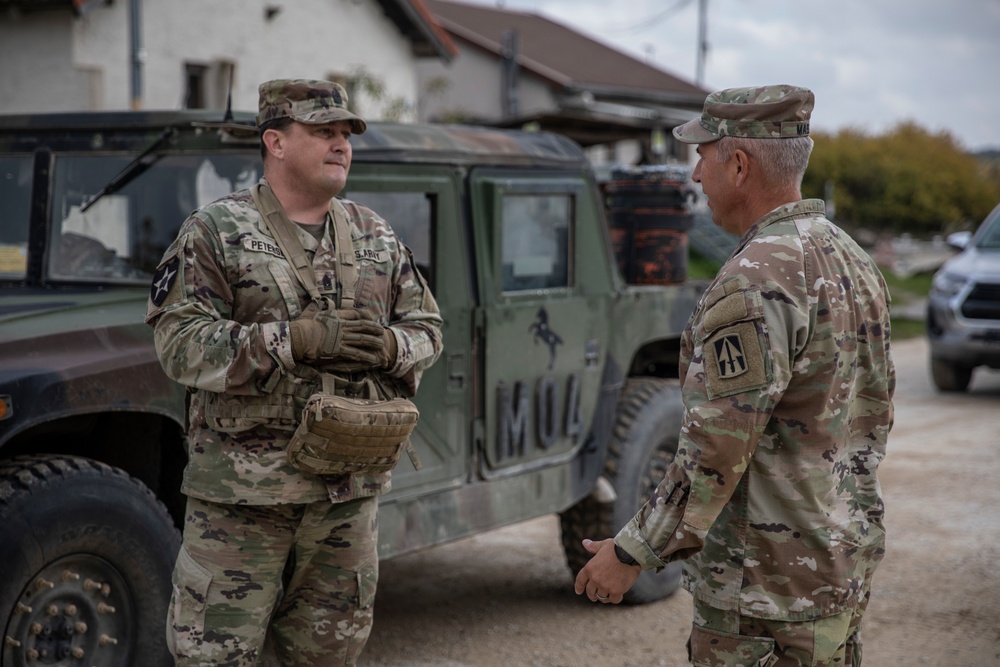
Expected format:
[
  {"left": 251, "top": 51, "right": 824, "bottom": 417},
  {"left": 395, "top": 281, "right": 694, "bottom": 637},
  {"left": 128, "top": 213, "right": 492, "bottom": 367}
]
[{"left": 4, "top": 555, "right": 134, "bottom": 666}]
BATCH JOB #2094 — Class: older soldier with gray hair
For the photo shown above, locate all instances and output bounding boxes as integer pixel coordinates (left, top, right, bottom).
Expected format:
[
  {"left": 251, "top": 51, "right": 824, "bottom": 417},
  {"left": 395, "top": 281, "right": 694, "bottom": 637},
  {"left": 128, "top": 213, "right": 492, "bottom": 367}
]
[
  {"left": 146, "top": 79, "right": 442, "bottom": 666},
  {"left": 575, "top": 85, "right": 894, "bottom": 666}
]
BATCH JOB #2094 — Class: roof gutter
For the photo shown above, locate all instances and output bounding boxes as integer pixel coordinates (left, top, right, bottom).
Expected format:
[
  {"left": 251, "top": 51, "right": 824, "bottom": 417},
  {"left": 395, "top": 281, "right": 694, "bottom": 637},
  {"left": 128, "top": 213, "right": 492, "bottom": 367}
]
[{"left": 562, "top": 83, "right": 707, "bottom": 109}]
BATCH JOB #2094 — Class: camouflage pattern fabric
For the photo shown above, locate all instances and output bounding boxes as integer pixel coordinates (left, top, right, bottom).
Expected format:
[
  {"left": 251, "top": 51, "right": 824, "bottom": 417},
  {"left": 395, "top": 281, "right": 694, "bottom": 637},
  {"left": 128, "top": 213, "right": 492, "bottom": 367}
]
[
  {"left": 145, "top": 177, "right": 443, "bottom": 505},
  {"left": 689, "top": 597, "right": 864, "bottom": 666},
  {"left": 672, "top": 84, "right": 813, "bottom": 144},
  {"left": 167, "top": 496, "right": 378, "bottom": 666},
  {"left": 256, "top": 79, "right": 367, "bottom": 135},
  {"left": 616, "top": 199, "right": 894, "bottom": 622}
]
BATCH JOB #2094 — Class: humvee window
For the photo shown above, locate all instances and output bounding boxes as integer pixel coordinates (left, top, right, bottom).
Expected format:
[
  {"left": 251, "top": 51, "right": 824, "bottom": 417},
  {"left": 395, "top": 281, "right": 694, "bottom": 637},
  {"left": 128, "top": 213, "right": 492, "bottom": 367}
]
[
  {"left": 348, "top": 190, "right": 434, "bottom": 289},
  {"left": 501, "top": 194, "right": 572, "bottom": 292},
  {"left": 48, "top": 154, "right": 261, "bottom": 283},
  {"left": 0, "top": 156, "right": 31, "bottom": 280}
]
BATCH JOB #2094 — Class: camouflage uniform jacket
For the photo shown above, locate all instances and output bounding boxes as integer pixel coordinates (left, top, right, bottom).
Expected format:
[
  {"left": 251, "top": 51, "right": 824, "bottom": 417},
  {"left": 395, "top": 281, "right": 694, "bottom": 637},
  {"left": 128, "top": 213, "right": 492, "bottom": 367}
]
[
  {"left": 146, "top": 178, "right": 443, "bottom": 505},
  {"left": 616, "top": 199, "right": 895, "bottom": 620}
]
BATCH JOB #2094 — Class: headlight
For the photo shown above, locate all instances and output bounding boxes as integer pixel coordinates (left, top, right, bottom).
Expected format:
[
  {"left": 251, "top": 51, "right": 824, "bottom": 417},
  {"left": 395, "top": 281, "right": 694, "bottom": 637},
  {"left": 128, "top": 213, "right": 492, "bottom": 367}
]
[{"left": 931, "top": 271, "right": 968, "bottom": 298}]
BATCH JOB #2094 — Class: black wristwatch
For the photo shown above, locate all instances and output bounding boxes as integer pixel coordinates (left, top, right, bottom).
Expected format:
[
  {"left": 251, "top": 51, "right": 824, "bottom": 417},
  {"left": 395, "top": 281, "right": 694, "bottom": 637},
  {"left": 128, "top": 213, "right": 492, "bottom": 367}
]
[{"left": 614, "top": 543, "right": 638, "bottom": 566}]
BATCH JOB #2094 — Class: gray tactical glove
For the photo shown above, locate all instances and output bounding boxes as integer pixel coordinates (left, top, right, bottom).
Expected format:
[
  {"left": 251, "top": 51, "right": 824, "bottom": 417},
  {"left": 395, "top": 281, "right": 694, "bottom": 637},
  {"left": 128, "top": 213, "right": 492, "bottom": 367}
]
[{"left": 289, "top": 308, "right": 385, "bottom": 366}]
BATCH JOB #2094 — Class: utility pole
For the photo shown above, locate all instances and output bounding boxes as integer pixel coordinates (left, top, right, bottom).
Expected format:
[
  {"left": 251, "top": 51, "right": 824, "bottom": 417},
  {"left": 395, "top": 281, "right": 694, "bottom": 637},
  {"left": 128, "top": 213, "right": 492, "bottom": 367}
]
[
  {"left": 501, "top": 29, "right": 520, "bottom": 119},
  {"left": 696, "top": 0, "right": 708, "bottom": 86}
]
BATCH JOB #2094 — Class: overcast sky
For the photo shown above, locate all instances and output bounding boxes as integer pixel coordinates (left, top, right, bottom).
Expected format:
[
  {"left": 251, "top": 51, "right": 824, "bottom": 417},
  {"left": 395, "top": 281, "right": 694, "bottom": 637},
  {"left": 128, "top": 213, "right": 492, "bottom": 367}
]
[{"left": 459, "top": 0, "right": 1000, "bottom": 152}]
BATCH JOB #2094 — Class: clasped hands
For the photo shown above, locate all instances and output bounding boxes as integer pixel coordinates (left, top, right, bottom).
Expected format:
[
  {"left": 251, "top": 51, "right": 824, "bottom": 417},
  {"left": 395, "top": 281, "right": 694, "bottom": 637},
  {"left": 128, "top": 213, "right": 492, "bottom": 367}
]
[{"left": 289, "top": 304, "right": 396, "bottom": 371}]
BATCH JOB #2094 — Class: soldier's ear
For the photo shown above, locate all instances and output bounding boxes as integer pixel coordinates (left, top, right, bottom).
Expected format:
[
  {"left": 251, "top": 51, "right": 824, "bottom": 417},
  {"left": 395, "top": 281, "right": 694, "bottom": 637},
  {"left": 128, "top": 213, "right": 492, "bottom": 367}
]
[
  {"left": 262, "top": 128, "right": 285, "bottom": 160},
  {"left": 732, "top": 149, "right": 751, "bottom": 185}
]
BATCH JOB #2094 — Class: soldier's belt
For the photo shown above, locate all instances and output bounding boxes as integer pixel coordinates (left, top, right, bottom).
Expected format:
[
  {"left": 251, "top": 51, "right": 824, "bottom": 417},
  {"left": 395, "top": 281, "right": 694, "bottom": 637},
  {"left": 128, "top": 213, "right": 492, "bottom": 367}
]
[{"left": 287, "top": 375, "right": 421, "bottom": 476}]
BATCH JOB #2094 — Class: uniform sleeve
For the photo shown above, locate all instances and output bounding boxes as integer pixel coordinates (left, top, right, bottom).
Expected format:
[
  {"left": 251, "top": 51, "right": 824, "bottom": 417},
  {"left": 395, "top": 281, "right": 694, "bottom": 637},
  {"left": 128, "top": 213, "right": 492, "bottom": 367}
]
[
  {"left": 383, "top": 244, "right": 443, "bottom": 396},
  {"left": 145, "top": 214, "right": 292, "bottom": 396},
  {"left": 616, "top": 250, "right": 811, "bottom": 569}
]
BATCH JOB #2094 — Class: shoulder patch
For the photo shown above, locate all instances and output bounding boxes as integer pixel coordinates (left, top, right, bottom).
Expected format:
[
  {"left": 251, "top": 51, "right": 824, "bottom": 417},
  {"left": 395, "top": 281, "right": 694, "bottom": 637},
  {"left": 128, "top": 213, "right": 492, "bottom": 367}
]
[
  {"left": 704, "top": 321, "right": 768, "bottom": 399},
  {"left": 150, "top": 255, "right": 180, "bottom": 307}
]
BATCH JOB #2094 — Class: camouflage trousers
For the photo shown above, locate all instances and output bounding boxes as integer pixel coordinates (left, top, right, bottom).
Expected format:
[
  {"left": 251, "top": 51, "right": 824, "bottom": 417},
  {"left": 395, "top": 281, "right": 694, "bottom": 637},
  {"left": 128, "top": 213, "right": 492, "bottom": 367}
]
[
  {"left": 166, "top": 495, "right": 379, "bottom": 667},
  {"left": 687, "top": 597, "right": 868, "bottom": 667}
]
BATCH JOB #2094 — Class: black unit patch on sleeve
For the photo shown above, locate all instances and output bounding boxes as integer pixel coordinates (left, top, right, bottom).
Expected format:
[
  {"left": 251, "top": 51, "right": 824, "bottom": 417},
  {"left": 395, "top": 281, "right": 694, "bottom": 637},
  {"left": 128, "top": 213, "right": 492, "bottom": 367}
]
[
  {"left": 150, "top": 256, "right": 180, "bottom": 307},
  {"left": 714, "top": 334, "right": 748, "bottom": 378}
]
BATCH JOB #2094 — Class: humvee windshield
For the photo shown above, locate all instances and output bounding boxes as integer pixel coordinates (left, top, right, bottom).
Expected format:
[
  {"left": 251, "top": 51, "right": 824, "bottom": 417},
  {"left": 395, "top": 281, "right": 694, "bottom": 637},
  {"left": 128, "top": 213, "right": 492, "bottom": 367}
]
[
  {"left": 0, "top": 156, "right": 32, "bottom": 281},
  {"left": 42, "top": 152, "right": 261, "bottom": 284}
]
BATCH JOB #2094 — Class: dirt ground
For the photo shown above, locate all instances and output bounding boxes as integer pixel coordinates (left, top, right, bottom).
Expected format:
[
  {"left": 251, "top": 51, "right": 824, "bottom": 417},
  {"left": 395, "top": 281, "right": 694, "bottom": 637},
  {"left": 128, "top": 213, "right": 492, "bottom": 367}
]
[{"left": 357, "top": 336, "right": 1000, "bottom": 667}]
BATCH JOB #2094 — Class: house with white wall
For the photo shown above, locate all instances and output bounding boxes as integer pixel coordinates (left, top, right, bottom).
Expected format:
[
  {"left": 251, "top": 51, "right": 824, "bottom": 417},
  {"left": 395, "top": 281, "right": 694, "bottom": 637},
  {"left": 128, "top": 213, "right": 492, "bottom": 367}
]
[
  {"left": 0, "top": 0, "right": 456, "bottom": 121},
  {"left": 420, "top": 0, "right": 708, "bottom": 164}
]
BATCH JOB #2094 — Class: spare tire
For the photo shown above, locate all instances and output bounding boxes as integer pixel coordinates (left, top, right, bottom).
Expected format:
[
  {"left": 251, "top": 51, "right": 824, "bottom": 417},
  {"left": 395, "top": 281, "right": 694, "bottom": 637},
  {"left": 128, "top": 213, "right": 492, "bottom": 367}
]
[
  {"left": 559, "top": 377, "right": 684, "bottom": 604},
  {"left": 0, "top": 455, "right": 180, "bottom": 667}
]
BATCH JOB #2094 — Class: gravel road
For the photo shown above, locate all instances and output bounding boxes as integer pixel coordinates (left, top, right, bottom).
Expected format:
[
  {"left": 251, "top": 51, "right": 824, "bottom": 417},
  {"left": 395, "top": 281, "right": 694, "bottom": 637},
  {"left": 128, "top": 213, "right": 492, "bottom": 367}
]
[{"left": 357, "top": 336, "right": 1000, "bottom": 667}]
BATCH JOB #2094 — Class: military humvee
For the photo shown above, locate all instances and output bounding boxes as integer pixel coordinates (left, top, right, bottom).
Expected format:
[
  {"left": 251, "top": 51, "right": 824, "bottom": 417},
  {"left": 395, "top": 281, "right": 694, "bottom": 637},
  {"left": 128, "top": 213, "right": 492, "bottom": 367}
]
[{"left": 0, "top": 111, "right": 702, "bottom": 666}]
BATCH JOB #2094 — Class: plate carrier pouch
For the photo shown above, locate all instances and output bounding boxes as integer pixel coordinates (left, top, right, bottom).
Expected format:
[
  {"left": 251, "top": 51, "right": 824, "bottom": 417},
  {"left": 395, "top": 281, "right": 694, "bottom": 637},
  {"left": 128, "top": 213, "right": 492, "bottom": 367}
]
[
  {"left": 251, "top": 181, "right": 422, "bottom": 476},
  {"left": 287, "top": 374, "right": 420, "bottom": 476}
]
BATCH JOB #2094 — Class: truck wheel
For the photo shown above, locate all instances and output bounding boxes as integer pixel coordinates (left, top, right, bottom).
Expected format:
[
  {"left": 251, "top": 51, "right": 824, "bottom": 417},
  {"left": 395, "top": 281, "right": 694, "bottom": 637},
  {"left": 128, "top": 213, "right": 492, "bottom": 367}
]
[
  {"left": 559, "top": 377, "right": 684, "bottom": 604},
  {"left": 930, "top": 357, "right": 972, "bottom": 392},
  {"left": 0, "top": 455, "right": 180, "bottom": 667}
]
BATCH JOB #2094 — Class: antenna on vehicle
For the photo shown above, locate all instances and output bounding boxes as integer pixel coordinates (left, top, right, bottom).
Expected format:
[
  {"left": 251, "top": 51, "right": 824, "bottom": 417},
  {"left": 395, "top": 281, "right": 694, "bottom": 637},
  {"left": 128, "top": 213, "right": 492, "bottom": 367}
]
[
  {"left": 191, "top": 61, "right": 257, "bottom": 138},
  {"left": 223, "top": 62, "right": 235, "bottom": 123}
]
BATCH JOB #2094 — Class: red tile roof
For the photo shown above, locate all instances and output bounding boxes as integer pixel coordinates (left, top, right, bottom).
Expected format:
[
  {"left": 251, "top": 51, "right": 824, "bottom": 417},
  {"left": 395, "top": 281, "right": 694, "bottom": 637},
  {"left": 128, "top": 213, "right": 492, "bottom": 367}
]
[{"left": 425, "top": 0, "right": 707, "bottom": 101}]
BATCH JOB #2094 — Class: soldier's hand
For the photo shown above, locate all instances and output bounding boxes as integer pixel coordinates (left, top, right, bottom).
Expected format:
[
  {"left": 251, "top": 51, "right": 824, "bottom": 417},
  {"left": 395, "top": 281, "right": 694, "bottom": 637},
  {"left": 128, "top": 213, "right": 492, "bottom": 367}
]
[
  {"left": 379, "top": 328, "right": 398, "bottom": 369},
  {"left": 289, "top": 308, "right": 385, "bottom": 366},
  {"left": 573, "top": 538, "right": 640, "bottom": 604}
]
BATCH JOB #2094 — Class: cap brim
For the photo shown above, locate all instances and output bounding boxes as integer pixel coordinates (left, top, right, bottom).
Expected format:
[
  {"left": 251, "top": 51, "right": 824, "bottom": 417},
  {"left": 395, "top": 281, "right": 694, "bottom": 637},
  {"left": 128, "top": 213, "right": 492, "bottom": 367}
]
[
  {"left": 672, "top": 117, "right": 719, "bottom": 144},
  {"left": 294, "top": 109, "right": 367, "bottom": 134}
]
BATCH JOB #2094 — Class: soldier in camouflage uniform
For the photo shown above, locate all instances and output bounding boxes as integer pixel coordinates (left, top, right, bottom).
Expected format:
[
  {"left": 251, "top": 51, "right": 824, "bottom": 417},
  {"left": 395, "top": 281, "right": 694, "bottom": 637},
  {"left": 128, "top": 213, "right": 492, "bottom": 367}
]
[
  {"left": 146, "top": 79, "right": 442, "bottom": 666},
  {"left": 574, "top": 85, "right": 894, "bottom": 666}
]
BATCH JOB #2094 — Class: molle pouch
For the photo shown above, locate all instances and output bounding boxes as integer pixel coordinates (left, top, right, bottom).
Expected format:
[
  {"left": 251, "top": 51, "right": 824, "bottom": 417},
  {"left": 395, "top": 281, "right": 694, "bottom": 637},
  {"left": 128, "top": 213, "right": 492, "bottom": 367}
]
[
  {"left": 286, "top": 374, "right": 421, "bottom": 476},
  {"left": 202, "top": 372, "right": 317, "bottom": 433}
]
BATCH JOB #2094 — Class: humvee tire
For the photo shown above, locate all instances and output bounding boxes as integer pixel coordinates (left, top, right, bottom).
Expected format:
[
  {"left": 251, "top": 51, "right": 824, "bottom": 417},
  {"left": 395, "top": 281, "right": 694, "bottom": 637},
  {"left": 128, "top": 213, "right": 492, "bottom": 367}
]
[
  {"left": 559, "top": 378, "right": 684, "bottom": 604},
  {"left": 0, "top": 456, "right": 179, "bottom": 667}
]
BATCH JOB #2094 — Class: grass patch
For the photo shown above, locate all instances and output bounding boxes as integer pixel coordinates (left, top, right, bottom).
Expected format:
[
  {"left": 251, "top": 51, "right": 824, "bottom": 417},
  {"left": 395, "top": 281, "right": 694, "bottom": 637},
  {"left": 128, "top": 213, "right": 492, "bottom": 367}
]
[
  {"left": 880, "top": 270, "right": 933, "bottom": 299},
  {"left": 890, "top": 317, "right": 925, "bottom": 339},
  {"left": 880, "top": 269, "right": 932, "bottom": 340},
  {"left": 687, "top": 252, "right": 722, "bottom": 280}
]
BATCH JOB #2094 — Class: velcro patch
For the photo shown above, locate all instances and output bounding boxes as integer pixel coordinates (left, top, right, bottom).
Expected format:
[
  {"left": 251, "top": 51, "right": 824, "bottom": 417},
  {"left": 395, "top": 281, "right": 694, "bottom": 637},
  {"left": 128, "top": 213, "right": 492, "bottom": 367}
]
[
  {"left": 703, "top": 291, "right": 749, "bottom": 334},
  {"left": 355, "top": 248, "right": 388, "bottom": 263},
  {"left": 704, "top": 321, "right": 768, "bottom": 399},
  {"left": 244, "top": 237, "right": 285, "bottom": 258}
]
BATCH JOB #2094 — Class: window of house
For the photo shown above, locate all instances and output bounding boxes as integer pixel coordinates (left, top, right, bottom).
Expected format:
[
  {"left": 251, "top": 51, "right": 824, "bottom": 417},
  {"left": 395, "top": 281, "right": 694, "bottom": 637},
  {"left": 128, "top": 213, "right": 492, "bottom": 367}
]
[
  {"left": 184, "top": 64, "right": 208, "bottom": 109},
  {"left": 184, "top": 61, "right": 234, "bottom": 109}
]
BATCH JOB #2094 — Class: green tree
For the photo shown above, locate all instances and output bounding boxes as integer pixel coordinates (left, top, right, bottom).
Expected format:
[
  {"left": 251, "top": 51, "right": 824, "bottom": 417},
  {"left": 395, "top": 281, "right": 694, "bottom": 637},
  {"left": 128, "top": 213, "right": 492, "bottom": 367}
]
[{"left": 803, "top": 122, "right": 1000, "bottom": 235}]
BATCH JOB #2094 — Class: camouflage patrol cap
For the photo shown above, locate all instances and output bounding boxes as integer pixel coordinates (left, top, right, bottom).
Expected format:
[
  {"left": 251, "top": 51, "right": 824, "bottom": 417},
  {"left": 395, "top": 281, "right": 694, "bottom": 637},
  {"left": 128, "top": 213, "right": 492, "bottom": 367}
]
[
  {"left": 256, "top": 79, "right": 367, "bottom": 134},
  {"left": 673, "top": 84, "right": 813, "bottom": 144}
]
